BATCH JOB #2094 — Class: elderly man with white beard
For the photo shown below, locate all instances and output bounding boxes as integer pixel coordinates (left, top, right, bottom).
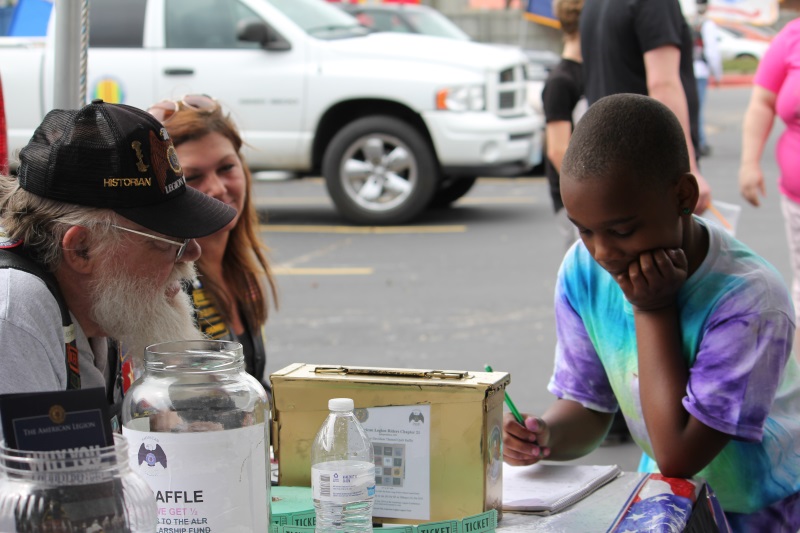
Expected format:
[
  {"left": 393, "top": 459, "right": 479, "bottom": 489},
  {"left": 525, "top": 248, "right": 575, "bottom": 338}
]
[{"left": 0, "top": 100, "right": 236, "bottom": 426}]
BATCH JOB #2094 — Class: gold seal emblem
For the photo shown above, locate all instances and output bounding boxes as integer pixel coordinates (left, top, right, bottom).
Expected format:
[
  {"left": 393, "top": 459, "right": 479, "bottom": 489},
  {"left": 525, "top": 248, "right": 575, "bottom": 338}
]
[
  {"left": 49, "top": 405, "right": 66, "bottom": 425},
  {"left": 167, "top": 145, "right": 182, "bottom": 174}
]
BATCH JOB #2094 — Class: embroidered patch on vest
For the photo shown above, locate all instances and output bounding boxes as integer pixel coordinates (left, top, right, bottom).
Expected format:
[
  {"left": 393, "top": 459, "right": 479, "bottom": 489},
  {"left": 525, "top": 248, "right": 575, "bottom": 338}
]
[
  {"left": 191, "top": 283, "right": 230, "bottom": 339},
  {"left": 0, "top": 231, "right": 22, "bottom": 249}
]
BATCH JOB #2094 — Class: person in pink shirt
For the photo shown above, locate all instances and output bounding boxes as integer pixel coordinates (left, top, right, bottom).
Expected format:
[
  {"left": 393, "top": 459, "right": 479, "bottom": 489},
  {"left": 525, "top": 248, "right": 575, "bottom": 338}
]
[{"left": 739, "top": 19, "right": 800, "bottom": 357}]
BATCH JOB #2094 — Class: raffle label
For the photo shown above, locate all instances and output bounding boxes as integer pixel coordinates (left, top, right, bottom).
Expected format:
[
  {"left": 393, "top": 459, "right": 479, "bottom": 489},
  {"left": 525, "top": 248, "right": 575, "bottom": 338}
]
[{"left": 123, "top": 424, "right": 268, "bottom": 532}]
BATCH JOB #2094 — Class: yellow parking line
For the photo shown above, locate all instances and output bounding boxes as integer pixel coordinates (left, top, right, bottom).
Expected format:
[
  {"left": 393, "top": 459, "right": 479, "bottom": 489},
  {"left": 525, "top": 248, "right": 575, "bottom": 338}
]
[
  {"left": 273, "top": 267, "right": 373, "bottom": 275},
  {"left": 261, "top": 196, "right": 537, "bottom": 206},
  {"left": 476, "top": 177, "right": 545, "bottom": 183},
  {"left": 261, "top": 225, "right": 466, "bottom": 234},
  {"left": 259, "top": 197, "right": 331, "bottom": 205},
  {"left": 456, "top": 196, "right": 537, "bottom": 205},
  {"left": 289, "top": 176, "right": 546, "bottom": 184}
]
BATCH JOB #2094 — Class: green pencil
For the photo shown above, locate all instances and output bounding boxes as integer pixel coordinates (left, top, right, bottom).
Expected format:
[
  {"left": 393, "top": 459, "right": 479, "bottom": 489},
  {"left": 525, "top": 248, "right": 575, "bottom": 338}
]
[{"left": 484, "top": 364, "right": 525, "bottom": 424}]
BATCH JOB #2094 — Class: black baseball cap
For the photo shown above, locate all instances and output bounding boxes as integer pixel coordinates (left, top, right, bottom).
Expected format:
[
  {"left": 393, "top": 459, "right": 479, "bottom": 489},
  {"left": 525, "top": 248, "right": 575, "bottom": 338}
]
[{"left": 16, "top": 99, "right": 235, "bottom": 239}]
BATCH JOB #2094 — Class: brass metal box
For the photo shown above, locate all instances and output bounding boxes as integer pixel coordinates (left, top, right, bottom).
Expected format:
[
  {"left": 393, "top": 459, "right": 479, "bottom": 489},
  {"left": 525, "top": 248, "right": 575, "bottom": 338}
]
[{"left": 270, "top": 363, "right": 510, "bottom": 525}]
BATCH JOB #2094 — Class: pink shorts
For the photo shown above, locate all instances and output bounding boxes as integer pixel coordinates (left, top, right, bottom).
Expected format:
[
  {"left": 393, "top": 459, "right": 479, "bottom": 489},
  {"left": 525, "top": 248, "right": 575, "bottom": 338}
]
[{"left": 780, "top": 195, "right": 800, "bottom": 322}]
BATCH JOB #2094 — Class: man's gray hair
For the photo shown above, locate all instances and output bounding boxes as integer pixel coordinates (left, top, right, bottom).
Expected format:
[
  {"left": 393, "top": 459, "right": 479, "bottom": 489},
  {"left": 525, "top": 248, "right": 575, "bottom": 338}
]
[{"left": 0, "top": 176, "right": 121, "bottom": 270}]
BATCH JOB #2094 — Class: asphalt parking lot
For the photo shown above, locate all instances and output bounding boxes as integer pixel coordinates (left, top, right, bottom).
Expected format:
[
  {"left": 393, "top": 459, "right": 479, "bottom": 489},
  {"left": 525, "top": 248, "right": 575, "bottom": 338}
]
[{"left": 255, "top": 86, "right": 789, "bottom": 471}]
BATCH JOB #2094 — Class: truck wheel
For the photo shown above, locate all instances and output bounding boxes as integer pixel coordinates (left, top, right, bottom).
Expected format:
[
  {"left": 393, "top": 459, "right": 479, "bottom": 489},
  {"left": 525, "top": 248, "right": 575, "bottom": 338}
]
[
  {"left": 429, "top": 177, "right": 478, "bottom": 208},
  {"left": 322, "top": 116, "right": 439, "bottom": 225}
]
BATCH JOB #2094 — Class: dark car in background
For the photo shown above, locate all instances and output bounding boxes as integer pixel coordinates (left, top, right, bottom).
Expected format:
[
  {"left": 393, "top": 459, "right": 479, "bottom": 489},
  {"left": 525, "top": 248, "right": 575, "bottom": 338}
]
[
  {"left": 338, "top": 2, "right": 559, "bottom": 78},
  {"left": 340, "top": 2, "right": 474, "bottom": 41}
]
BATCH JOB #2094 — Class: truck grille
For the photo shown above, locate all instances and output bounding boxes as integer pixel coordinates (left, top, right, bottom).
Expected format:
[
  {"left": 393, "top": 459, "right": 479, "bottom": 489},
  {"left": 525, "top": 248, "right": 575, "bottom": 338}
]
[
  {"left": 494, "top": 64, "right": 527, "bottom": 117},
  {"left": 499, "top": 91, "right": 516, "bottom": 109}
]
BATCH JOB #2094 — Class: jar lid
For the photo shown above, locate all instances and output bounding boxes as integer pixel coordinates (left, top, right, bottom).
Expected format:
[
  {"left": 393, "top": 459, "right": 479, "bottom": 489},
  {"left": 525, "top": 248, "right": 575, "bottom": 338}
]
[{"left": 329, "top": 398, "right": 354, "bottom": 411}]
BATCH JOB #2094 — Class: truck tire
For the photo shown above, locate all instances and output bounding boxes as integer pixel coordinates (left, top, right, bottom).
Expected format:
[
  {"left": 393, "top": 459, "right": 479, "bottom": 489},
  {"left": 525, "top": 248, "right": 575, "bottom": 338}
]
[
  {"left": 429, "top": 177, "right": 478, "bottom": 208},
  {"left": 322, "top": 116, "right": 439, "bottom": 225}
]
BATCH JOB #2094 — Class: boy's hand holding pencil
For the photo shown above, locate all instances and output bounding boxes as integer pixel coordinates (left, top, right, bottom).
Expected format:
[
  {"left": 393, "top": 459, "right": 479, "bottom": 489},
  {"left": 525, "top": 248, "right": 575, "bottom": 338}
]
[
  {"left": 485, "top": 364, "right": 552, "bottom": 466},
  {"left": 502, "top": 412, "right": 551, "bottom": 466}
]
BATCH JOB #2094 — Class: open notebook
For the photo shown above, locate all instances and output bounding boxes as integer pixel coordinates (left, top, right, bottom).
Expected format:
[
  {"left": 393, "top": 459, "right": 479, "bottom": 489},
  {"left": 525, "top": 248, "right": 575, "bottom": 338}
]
[{"left": 503, "top": 462, "right": 622, "bottom": 515}]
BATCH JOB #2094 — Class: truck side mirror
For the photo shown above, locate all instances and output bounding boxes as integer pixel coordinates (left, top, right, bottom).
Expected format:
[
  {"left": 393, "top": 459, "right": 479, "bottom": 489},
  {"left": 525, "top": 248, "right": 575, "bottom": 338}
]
[{"left": 237, "top": 19, "right": 291, "bottom": 51}]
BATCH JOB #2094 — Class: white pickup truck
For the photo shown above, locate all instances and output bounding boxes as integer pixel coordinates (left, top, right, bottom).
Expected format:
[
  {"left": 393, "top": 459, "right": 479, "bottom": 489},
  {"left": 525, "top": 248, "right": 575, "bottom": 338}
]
[{"left": 1, "top": 0, "right": 542, "bottom": 225}]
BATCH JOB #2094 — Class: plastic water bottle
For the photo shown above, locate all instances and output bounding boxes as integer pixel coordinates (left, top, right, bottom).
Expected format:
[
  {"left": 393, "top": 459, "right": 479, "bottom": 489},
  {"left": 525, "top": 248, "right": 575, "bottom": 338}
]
[{"left": 311, "top": 398, "right": 376, "bottom": 532}]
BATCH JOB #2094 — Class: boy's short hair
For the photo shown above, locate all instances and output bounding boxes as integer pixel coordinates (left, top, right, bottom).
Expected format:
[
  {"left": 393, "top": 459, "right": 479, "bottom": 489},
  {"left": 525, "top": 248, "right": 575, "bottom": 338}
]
[{"left": 561, "top": 93, "right": 690, "bottom": 189}]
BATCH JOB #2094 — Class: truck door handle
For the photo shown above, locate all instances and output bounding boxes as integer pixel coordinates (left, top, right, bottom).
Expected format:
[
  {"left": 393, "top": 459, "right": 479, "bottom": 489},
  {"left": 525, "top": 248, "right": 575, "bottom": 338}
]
[{"left": 163, "top": 68, "right": 194, "bottom": 76}]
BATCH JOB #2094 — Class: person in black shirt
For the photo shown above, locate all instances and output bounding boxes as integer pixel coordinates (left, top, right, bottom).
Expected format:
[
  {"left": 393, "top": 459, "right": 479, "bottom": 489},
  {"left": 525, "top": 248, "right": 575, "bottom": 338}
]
[
  {"left": 580, "top": 0, "right": 711, "bottom": 213},
  {"left": 542, "top": 0, "right": 586, "bottom": 252}
]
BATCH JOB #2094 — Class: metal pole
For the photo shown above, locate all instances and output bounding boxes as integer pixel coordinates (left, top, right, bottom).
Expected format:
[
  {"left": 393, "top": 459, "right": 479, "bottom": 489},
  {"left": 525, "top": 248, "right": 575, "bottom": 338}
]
[
  {"left": 53, "top": 0, "right": 82, "bottom": 109},
  {"left": 79, "top": 0, "right": 90, "bottom": 106}
]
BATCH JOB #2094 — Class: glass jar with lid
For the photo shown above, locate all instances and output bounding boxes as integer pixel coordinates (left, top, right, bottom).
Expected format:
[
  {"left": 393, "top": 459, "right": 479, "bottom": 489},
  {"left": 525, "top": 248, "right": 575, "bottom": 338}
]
[
  {"left": 0, "top": 433, "right": 157, "bottom": 532},
  {"left": 121, "top": 340, "right": 270, "bottom": 531}
]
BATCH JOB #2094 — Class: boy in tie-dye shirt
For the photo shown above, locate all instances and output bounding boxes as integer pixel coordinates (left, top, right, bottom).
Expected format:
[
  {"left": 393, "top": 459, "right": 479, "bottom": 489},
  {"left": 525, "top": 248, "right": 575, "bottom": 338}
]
[{"left": 502, "top": 94, "right": 800, "bottom": 532}]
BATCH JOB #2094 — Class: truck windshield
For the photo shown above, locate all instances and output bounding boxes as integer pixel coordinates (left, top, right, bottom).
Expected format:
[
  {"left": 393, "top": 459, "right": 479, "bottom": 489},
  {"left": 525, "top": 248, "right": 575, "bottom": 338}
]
[
  {"left": 407, "top": 9, "right": 471, "bottom": 41},
  {"left": 265, "top": 0, "right": 368, "bottom": 39}
]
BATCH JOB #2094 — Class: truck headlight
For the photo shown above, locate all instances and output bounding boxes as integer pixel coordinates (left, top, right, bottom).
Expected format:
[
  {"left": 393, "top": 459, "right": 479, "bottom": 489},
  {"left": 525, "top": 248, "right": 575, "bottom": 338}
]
[{"left": 435, "top": 85, "right": 485, "bottom": 112}]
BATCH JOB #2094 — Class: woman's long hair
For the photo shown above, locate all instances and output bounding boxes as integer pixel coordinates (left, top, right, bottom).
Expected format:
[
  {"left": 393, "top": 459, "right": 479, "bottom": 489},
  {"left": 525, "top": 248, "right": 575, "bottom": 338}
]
[{"left": 164, "top": 106, "right": 277, "bottom": 328}]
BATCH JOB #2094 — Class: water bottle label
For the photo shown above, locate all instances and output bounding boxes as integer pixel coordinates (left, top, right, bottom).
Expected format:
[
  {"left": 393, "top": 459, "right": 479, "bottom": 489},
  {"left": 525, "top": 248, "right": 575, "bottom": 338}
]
[
  {"left": 312, "top": 461, "right": 376, "bottom": 504},
  {"left": 123, "top": 424, "right": 269, "bottom": 532}
]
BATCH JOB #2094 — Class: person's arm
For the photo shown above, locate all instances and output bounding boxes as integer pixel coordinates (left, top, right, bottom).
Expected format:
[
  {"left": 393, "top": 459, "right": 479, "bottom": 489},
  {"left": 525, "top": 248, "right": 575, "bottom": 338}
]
[
  {"left": 0, "top": 270, "right": 67, "bottom": 395},
  {"left": 504, "top": 270, "right": 614, "bottom": 466},
  {"left": 643, "top": 46, "right": 711, "bottom": 213},
  {"left": 634, "top": 301, "right": 731, "bottom": 477},
  {"left": 540, "top": 399, "right": 613, "bottom": 459},
  {"left": 738, "top": 85, "right": 777, "bottom": 207},
  {"left": 616, "top": 247, "right": 730, "bottom": 478},
  {"left": 502, "top": 399, "right": 613, "bottom": 466},
  {"left": 546, "top": 121, "right": 572, "bottom": 174},
  {"left": 507, "top": 255, "right": 619, "bottom": 466}
]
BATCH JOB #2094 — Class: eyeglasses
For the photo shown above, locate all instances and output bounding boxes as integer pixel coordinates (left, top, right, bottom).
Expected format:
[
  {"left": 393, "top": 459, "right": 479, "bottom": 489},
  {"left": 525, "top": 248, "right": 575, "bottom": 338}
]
[
  {"left": 111, "top": 225, "right": 190, "bottom": 262},
  {"left": 147, "top": 94, "right": 218, "bottom": 124}
]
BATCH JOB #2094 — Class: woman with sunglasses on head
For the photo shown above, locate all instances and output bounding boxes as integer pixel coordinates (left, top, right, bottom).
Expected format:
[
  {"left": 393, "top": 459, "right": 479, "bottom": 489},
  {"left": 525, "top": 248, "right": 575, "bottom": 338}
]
[{"left": 148, "top": 95, "right": 279, "bottom": 395}]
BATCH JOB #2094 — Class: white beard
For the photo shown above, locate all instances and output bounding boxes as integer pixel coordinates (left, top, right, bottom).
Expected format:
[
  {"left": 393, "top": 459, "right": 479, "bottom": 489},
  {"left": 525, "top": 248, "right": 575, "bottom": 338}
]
[{"left": 89, "top": 260, "right": 204, "bottom": 369}]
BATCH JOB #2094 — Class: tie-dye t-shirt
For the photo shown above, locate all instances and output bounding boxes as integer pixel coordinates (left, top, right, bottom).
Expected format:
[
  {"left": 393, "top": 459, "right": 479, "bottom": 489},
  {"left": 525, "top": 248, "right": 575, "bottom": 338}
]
[{"left": 548, "top": 218, "right": 800, "bottom": 514}]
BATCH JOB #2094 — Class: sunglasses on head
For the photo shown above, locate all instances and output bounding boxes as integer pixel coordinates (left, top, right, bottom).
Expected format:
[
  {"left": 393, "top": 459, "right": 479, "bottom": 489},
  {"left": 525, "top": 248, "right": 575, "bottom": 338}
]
[{"left": 147, "top": 94, "right": 218, "bottom": 123}]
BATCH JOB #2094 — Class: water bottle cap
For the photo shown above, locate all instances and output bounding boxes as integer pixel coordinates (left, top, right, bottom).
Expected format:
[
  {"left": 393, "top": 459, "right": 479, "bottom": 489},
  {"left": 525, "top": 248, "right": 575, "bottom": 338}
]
[{"left": 329, "top": 398, "right": 354, "bottom": 411}]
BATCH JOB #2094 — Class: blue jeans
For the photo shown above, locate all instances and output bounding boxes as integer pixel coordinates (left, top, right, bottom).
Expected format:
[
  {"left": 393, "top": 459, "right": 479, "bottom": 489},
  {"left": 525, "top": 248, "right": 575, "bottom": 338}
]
[{"left": 696, "top": 76, "right": 709, "bottom": 149}]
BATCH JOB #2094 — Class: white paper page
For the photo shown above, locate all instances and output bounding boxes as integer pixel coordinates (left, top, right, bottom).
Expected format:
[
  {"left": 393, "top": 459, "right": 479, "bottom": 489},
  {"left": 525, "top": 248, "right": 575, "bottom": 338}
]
[
  {"left": 503, "top": 462, "right": 621, "bottom": 512},
  {"left": 360, "top": 405, "right": 431, "bottom": 520}
]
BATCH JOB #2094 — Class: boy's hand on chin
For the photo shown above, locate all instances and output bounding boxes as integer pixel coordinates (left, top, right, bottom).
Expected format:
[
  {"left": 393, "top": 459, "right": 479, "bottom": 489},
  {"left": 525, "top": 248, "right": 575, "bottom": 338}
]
[{"left": 615, "top": 248, "right": 688, "bottom": 311}]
